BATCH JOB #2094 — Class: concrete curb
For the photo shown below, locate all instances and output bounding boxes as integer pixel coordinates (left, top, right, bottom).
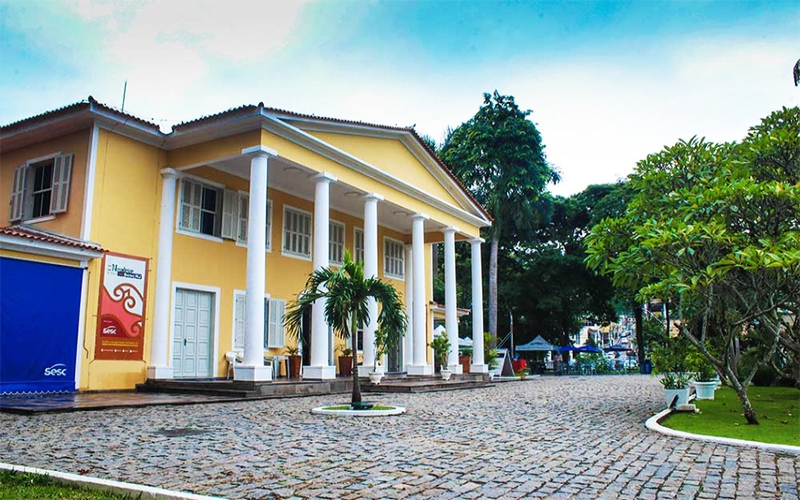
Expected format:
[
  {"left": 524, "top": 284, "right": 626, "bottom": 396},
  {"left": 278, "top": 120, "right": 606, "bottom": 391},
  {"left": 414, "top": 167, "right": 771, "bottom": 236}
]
[
  {"left": 0, "top": 462, "right": 227, "bottom": 499},
  {"left": 645, "top": 408, "right": 800, "bottom": 455}
]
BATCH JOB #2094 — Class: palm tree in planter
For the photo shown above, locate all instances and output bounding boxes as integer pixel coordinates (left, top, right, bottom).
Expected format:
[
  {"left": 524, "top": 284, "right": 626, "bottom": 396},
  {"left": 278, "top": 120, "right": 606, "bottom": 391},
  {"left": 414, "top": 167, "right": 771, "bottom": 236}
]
[{"left": 284, "top": 251, "right": 406, "bottom": 406}]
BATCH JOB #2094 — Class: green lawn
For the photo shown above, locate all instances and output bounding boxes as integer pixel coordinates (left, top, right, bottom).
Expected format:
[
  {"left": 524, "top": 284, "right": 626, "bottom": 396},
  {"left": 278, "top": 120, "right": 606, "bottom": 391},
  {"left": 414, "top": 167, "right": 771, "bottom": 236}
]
[
  {"left": 0, "top": 470, "right": 132, "bottom": 500},
  {"left": 661, "top": 386, "right": 800, "bottom": 446}
]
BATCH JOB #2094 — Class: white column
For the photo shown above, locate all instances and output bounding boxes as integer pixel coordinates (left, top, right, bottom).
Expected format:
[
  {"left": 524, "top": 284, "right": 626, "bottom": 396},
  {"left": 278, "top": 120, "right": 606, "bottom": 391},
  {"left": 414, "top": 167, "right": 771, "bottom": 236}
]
[
  {"left": 404, "top": 244, "right": 414, "bottom": 372},
  {"left": 444, "top": 227, "right": 462, "bottom": 374},
  {"left": 304, "top": 172, "right": 338, "bottom": 380},
  {"left": 470, "top": 238, "right": 487, "bottom": 373},
  {"left": 147, "top": 168, "right": 179, "bottom": 380},
  {"left": 359, "top": 193, "right": 383, "bottom": 376},
  {"left": 238, "top": 146, "right": 275, "bottom": 381},
  {"left": 407, "top": 213, "right": 433, "bottom": 375}
]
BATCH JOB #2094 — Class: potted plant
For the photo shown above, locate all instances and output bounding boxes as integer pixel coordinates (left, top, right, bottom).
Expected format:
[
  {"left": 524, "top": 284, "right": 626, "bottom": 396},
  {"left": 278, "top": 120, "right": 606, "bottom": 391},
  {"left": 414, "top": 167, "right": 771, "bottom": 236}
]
[
  {"left": 651, "top": 340, "right": 691, "bottom": 408},
  {"left": 285, "top": 346, "right": 302, "bottom": 379},
  {"left": 515, "top": 366, "right": 529, "bottom": 380},
  {"left": 459, "top": 346, "right": 472, "bottom": 374},
  {"left": 660, "top": 372, "right": 691, "bottom": 407},
  {"left": 485, "top": 332, "right": 499, "bottom": 379},
  {"left": 429, "top": 334, "right": 452, "bottom": 380},
  {"left": 688, "top": 349, "right": 717, "bottom": 400},
  {"left": 369, "top": 328, "right": 388, "bottom": 385},
  {"left": 337, "top": 346, "right": 354, "bottom": 377}
]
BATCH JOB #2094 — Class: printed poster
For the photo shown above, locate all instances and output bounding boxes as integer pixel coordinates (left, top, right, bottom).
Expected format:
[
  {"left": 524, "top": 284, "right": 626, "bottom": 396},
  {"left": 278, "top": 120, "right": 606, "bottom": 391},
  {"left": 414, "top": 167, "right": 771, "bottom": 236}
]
[{"left": 95, "top": 253, "right": 149, "bottom": 360}]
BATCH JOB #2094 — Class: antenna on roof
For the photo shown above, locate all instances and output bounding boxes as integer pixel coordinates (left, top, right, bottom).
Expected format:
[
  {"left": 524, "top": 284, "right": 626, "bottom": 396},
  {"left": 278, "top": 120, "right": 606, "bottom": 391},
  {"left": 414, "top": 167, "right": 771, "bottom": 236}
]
[{"left": 121, "top": 80, "right": 128, "bottom": 112}]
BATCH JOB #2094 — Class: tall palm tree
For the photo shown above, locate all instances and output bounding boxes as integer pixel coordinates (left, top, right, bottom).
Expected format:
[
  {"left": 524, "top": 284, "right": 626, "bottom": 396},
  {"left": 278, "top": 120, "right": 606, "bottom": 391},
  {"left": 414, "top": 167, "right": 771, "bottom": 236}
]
[{"left": 284, "top": 250, "right": 406, "bottom": 405}]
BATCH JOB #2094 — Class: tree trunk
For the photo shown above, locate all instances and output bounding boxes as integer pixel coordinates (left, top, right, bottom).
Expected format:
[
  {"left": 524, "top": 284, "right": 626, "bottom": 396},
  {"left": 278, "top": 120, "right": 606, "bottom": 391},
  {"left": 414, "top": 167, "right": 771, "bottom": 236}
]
[
  {"left": 351, "top": 315, "right": 361, "bottom": 405},
  {"left": 489, "top": 232, "right": 499, "bottom": 344},
  {"left": 729, "top": 376, "right": 759, "bottom": 425},
  {"left": 633, "top": 301, "right": 645, "bottom": 373}
]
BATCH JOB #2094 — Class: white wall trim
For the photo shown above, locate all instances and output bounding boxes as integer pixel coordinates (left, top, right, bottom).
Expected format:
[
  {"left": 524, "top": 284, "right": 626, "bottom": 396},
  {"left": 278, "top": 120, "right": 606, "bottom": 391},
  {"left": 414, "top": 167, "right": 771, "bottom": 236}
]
[
  {"left": 261, "top": 115, "right": 492, "bottom": 230},
  {"left": 0, "top": 236, "right": 102, "bottom": 265},
  {"left": 80, "top": 124, "right": 99, "bottom": 240},
  {"left": 279, "top": 117, "right": 488, "bottom": 219},
  {"left": 73, "top": 268, "right": 90, "bottom": 390},
  {"left": 171, "top": 282, "right": 221, "bottom": 378}
]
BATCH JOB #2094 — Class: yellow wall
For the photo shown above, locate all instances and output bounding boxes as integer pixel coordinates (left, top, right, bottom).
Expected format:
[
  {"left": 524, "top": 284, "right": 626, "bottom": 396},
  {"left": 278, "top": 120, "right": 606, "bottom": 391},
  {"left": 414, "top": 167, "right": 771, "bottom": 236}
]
[
  {"left": 0, "top": 129, "right": 90, "bottom": 237},
  {"left": 79, "top": 129, "right": 166, "bottom": 390},
  {"left": 307, "top": 131, "right": 461, "bottom": 209}
]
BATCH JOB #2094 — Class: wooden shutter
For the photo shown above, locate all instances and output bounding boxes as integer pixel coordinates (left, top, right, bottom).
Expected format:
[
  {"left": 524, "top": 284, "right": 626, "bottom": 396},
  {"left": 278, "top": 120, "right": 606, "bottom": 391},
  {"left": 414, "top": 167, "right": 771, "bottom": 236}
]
[
  {"left": 221, "top": 189, "right": 237, "bottom": 239},
  {"left": 9, "top": 164, "right": 27, "bottom": 222},
  {"left": 50, "top": 154, "right": 73, "bottom": 214}
]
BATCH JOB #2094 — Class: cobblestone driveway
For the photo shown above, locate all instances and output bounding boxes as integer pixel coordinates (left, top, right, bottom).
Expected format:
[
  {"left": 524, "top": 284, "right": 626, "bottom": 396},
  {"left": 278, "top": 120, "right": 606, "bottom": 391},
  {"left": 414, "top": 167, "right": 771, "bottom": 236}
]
[{"left": 1, "top": 375, "right": 797, "bottom": 499}]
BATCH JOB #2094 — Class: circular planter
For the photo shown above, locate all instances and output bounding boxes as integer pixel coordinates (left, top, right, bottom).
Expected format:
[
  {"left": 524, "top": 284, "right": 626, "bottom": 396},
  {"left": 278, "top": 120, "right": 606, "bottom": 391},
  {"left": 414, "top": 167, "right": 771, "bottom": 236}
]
[
  {"left": 312, "top": 405, "right": 406, "bottom": 417},
  {"left": 368, "top": 372, "right": 383, "bottom": 385},
  {"left": 694, "top": 380, "right": 717, "bottom": 400},
  {"left": 441, "top": 369, "right": 453, "bottom": 381}
]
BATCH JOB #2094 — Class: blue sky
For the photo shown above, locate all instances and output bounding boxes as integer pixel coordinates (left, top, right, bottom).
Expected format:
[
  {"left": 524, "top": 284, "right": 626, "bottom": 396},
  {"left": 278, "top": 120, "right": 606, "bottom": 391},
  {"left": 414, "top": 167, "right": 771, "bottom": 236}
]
[{"left": 1, "top": 0, "right": 798, "bottom": 196}]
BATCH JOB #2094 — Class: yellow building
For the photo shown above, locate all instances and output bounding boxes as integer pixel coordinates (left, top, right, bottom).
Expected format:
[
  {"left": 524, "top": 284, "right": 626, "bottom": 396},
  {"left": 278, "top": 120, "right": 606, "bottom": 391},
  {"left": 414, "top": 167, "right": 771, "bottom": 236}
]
[{"left": 0, "top": 97, "right": 491, "bottom": 393}]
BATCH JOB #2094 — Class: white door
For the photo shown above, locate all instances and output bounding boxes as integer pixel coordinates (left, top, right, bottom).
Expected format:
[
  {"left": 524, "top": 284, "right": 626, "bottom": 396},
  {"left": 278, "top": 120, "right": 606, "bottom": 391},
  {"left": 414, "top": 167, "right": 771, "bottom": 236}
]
[{"left": 173, "top": 289, "right": 213, "bottom": 378}]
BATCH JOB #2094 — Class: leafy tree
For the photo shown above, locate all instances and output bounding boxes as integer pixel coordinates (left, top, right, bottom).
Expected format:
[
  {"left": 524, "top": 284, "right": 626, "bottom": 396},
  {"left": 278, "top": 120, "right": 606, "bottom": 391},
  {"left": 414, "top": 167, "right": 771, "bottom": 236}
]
[
  {"left": 586, "top": 107, "right": 800, "bottom": 424},
  {"left": 440, "top": 91, "right": 559, "bottom": 341},
  {"left": 284, "top": 251, "right": 407, "bottom": 405}
]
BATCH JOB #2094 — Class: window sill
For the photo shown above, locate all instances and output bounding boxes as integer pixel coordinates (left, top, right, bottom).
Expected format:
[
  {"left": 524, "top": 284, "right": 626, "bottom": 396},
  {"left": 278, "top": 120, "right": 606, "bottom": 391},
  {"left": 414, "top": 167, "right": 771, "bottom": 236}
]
[
  {"left": 176, "top": 228, "right": 224, "bottom": 244},
  {"left": 281, "top": 251, "right": 312, "bottom": 262},
  {"left": 384, "top": 273, "right": 405, "bottom": 281},
  {"left": 20, "top": 215, "right": 56, "bottom": 225},
  {"left": 235, "top": 241, "right": 272, "bottom": 252}
]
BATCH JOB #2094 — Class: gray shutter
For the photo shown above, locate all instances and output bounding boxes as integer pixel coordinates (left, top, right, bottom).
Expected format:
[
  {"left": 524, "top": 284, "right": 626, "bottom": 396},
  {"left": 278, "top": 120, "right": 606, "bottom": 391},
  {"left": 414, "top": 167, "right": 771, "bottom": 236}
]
[
  {"left": 264, "top": 297, "right": 270, "bottom": 349},
  {"left": 221, "top": 189, "right": 236, "bottom": 239},
  {"left": 237, "top": 193, "right": 249, "bottom": 243},
  {"left": 50, "top": 154, "right": 73, "bottom": 214},
  {"left": 9, "top": 164, "right": 27, "bottom": 222},
  {"left": 234, "top": 294, "right": 246, "bottom": 350}
]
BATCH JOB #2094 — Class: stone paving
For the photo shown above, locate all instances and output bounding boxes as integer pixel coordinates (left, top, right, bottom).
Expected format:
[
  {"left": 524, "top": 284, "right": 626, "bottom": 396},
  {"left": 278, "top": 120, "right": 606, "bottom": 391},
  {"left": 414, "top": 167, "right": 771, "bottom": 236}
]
[{"left": 1, "top": 375, "right": 798, "bottom": 499}]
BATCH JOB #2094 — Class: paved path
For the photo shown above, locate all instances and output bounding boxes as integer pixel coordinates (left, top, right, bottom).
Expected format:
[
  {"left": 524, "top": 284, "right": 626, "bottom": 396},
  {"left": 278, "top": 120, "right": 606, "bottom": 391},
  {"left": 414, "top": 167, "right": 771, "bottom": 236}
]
[{"left": 1, "top": 376, "right": 797, "bottom": 499}]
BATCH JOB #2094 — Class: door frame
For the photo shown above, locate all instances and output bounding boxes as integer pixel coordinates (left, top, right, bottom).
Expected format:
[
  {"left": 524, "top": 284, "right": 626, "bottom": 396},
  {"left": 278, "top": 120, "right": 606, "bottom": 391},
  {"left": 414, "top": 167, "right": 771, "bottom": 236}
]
[{"left": 170, "top": 282, "right": 221, "bottom": 378}]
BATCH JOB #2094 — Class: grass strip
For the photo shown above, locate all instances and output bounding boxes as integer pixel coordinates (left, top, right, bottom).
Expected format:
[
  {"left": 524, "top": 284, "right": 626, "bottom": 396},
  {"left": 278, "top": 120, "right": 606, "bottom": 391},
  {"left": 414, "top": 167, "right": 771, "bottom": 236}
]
[
  {"left": 661, "top": 386, "right": 800, "bottom": 446},
  {"left": 0, "top": 469, "right": 133, "bottom": 499}
]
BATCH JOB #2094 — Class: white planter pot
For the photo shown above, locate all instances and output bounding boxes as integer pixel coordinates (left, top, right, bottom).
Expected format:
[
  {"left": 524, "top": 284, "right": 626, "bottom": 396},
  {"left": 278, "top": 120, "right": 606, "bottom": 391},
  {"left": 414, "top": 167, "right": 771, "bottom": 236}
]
[
  {"left": 694, "top": 381, "right": 716, "bottom": 400},
  {"left": 368, "top": 372, "right": 383, "bottom": 385},
  {"left": 441, "top": 369, "right": 452, "bottom": 381},
  {"left": 665, "top": 388, "right": 690, "bottom": 408}
]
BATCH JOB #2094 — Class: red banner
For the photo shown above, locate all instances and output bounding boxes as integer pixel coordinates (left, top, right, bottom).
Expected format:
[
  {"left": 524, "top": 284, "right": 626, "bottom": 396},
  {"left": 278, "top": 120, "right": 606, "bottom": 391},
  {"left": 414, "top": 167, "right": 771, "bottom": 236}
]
[{"left": 95, "top": 253, "right": 149, "bottom": 360}]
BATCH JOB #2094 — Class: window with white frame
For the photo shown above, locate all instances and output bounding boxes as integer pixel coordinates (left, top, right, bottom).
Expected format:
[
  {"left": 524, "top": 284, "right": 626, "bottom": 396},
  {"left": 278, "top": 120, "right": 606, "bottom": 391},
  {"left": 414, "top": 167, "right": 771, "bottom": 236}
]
[
  {"left": 354, "top": 228, "right": 364, "bottom": 263},
  {"left": 232, "top": 293, "right": 285, "bottom": 350},
  {"left": 180, "top": 178, "right": 222, "bottom": 237},
  {"left": 283, "top": 206, "right": 312, "bottom": 258},
  {"left": 384, "top": 238, "right": 405, "bottom": 279},
  {"left": 329, "top": 220, "right": 345, "bottom": 265},
  {"left": 9, "top": 153, "right": 73, "bottom": 222},
  {"left": 232, "top": 193, "right": 272, "bottom": 251}
]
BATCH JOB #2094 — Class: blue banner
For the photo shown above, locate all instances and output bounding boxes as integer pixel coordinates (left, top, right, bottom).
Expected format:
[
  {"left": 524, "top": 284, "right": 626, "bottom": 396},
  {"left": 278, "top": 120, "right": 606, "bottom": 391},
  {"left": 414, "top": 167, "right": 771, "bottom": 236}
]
[{"left": 0, "top": 258, "right": 83, "bottom": 394}]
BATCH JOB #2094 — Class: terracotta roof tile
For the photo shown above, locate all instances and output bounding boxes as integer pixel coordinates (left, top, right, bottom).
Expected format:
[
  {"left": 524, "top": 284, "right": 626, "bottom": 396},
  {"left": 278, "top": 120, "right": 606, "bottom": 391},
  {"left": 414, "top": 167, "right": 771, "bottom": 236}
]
[
  {"left": 1, "top": 96, "right": 161, "bottom": 134},
  {"left": 0, "top": 225, "right": 104, "bottom": 252}
]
